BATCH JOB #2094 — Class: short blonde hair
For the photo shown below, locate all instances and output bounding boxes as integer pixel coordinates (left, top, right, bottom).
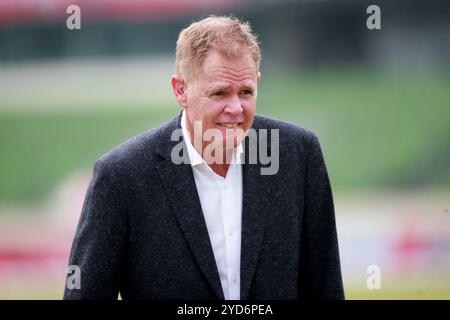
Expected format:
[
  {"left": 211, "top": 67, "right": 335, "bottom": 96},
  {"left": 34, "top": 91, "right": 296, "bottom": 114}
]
[{"left": 175, "top": 15, "right": 261, "bottom": 81}]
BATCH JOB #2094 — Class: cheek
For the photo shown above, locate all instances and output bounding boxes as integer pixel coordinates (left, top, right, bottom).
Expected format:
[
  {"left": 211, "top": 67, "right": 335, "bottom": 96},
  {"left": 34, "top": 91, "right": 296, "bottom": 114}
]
[
  {"left": 191, "top": 99, "right": 221, "bottom": 125},
  {"left": 242, "top": 101, "right": 256, "bottom": 129},
  {"left": 205, "top": 102, "right": 225, "bottom": 118},
  {"left": 244, "top": 100, "right": 256, "bottom": 116},
  {"left": 188, "top": 96, "right": 210, "bottom": 119}
]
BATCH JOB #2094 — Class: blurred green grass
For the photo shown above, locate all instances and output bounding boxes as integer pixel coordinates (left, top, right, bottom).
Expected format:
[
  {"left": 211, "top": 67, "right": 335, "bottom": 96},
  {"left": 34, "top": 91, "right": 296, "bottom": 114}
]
[
  {"left": 0, "top": 109, "right": 174, "bottom": 202},
  {"left": 344, "top": 277, "right": 450, "bottom": 300},
  {"left": 1, "top": 281, "right": 449, "bottom": 300},
  {"left": 1, "top": 68, "right": 449, "bottom": 202}
]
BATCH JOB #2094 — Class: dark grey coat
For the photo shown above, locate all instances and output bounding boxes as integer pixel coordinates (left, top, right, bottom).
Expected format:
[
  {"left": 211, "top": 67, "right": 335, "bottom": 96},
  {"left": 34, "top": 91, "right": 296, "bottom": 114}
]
[{"left": 63, "top": 112, "right": 344, "bottom": 300}]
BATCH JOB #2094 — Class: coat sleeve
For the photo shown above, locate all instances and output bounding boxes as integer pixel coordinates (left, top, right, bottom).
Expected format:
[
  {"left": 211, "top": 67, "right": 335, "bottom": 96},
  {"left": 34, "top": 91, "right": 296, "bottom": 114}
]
[
  {"left": 298, "top": 133, "right": 345, "bottom": 299},
  {"left": 63, "top": 159, "right": 128, "bottom": 300}
]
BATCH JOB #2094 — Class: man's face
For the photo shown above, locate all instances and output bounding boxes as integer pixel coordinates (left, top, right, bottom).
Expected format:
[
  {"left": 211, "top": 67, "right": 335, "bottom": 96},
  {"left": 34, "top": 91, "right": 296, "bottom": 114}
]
[{"left": 179, "top": 49, "right": 259, "bottom": 154}]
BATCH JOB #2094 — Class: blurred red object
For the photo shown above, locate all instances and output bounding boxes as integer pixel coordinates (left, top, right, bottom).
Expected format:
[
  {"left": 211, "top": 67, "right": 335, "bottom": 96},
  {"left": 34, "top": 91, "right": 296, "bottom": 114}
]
[{"left": 0, "top": 0, "right": 243, "bottom": 26}]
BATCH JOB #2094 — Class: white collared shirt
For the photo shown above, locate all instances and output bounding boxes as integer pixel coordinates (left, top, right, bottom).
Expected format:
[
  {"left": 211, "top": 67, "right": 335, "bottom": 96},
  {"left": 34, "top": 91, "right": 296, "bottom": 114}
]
[{"left": 180, "top": 110, "right": 243, "bottom": 300}]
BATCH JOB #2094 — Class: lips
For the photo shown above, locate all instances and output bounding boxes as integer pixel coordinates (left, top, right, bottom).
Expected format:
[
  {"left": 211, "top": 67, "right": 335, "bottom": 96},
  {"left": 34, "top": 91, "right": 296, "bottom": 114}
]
[{"left": 217, "top": 122, "right": 242, "bottom": 129}]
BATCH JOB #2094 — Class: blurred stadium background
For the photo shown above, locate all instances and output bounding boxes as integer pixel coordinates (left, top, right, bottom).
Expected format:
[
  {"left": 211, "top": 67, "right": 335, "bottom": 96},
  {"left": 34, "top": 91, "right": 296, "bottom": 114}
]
[{"left": 0, "top": 0, "right": 449, "bottom": 299}]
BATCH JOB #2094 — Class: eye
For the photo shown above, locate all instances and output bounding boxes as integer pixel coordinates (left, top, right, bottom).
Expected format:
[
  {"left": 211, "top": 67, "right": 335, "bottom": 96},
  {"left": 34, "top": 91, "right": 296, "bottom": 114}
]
[
  {"left": 210, "top": 90, "right": 227, "bottom": 99},
  {"left": 241, "top": 89, "right": 253, "bottom": 95}
]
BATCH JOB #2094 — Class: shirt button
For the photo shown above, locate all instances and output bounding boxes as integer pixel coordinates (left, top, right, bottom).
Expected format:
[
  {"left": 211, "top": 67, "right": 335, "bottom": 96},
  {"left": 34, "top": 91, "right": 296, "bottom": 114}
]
[
  {"left": 232, "top": 275, "right": 237, "bottom": 283},
  {"left": 228, "top": 230, "right": 233, "bottom": 237}
]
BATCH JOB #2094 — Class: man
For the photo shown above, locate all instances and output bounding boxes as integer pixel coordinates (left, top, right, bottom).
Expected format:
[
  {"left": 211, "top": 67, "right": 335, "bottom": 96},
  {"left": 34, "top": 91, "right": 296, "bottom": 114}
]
[{"left": 64, "top": 16, "right": 344, "bottom": 300}]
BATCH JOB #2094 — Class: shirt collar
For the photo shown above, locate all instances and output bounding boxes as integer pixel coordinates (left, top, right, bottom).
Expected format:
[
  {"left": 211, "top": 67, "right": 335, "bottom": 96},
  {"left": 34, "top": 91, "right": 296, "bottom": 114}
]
[{"left": 180, "top": 110, "right": 243, "bottom": 167}]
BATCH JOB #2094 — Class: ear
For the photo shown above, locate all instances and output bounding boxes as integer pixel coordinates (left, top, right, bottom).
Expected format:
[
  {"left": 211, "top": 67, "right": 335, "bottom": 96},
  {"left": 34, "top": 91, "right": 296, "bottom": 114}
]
[
  {"left": 257, "top": 71, "right": 261, "bottom": 83},
  {"left": 171, "top": 75, "right": 188, "bottom": 108}
]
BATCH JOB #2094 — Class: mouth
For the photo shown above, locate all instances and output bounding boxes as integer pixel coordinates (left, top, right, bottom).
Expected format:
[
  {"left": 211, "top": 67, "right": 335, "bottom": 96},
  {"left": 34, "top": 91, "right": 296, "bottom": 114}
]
[{"left": 217, "top": 122, "right": 243, "bottom": 129}]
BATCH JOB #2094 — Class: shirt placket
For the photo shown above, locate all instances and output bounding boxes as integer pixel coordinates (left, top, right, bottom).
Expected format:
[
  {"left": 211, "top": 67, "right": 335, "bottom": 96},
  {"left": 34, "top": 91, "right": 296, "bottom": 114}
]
[{"left": 221, "top": 166, "right": 240, "bottom": 300}]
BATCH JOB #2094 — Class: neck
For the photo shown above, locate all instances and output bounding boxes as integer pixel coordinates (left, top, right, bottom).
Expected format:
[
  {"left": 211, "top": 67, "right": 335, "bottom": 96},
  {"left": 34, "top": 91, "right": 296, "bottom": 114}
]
[
  {"left": 203, "top": 147, "right": 235, "bottom": 177},
  {"left": 210, "top": 163, "right": 230, "bottom": 178}
]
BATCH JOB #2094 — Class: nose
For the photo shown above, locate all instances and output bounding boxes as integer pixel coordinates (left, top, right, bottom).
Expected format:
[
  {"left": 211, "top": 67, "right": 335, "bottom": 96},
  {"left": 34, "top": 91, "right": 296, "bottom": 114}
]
[{"left": 224, "top": 94, "right": 243, "bottom": 115}]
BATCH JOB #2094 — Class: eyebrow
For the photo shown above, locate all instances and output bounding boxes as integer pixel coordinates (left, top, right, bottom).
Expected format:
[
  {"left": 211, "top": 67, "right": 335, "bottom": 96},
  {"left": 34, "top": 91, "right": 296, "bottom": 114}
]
[
  {"left": 240, "top": 85, "right": 255, "bottom": 91},
  {"left": 206, "top": 84, "right": 228, "bottom": 93},
  {"left": 206, "top": 83, "right": 255, "bottom": 93}
]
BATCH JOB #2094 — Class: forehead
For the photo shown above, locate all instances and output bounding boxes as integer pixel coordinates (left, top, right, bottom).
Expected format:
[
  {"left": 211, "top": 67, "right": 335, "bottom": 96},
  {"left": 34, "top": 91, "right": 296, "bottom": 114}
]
[{"left": 198, "top": 49, "right": 257, "bottom": 85}]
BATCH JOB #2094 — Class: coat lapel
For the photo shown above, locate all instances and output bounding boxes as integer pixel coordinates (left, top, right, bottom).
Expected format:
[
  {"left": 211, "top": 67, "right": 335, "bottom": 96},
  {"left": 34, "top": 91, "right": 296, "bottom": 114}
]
[
  {"left": 239, "top": 133, "right": 272, "bottom": 300},
  {"left": 154, "top": 113, "right": 224, "bottom": 299}
]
